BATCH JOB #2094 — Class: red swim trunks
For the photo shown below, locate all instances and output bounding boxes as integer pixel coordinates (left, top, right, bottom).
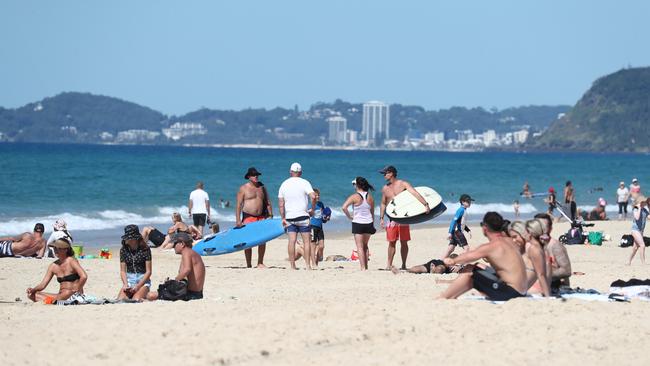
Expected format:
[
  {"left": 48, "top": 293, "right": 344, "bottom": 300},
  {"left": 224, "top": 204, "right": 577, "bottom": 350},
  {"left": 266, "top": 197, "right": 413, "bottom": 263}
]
[
  {"left": 242, "top": 214, "right": 265, "bottom": 224},
  {"left": 386, "top": 221, "right": 410, "bottom": 242}
]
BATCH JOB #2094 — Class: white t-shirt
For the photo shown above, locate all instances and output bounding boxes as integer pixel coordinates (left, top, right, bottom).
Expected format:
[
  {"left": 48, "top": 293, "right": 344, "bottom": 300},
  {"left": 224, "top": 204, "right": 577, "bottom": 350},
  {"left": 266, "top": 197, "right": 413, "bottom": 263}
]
[
  {"left": 189, "top": 189, "right": 210, "bottom": 214},
  {"left": 278, "top": 177, "right": 314, "bottom": 220},
  {"left": 617, "top": 187, "right": 630, "bottom": 203}
]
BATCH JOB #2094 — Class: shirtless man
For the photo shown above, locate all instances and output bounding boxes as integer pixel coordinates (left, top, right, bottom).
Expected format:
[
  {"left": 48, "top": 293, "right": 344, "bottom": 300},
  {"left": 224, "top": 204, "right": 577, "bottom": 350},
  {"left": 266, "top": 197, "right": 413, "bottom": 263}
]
[
  {"left": 437, "top": 212, "right": 527, "bottom": 301},
  {"left": 534, "top": 213, "right": 572, "bottom": 291},
  {"left": 378, "top": 165, "right": 429, "bottom": 270},
  {"left": 148, "top": 232, "right": 205, "bottom": 301},
  {"left": 0, "top": 223, "right": 46, "bottom": 258},
  {"left": 236, "top": 167, "right": 273, "bottom": 268}
]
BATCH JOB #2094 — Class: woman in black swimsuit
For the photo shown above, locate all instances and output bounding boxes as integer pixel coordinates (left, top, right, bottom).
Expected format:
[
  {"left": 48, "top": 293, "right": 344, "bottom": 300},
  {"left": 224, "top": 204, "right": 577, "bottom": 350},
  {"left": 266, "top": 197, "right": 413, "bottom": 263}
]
[{"left": 26, "top": 238, "right": 87, "bottom": 303}]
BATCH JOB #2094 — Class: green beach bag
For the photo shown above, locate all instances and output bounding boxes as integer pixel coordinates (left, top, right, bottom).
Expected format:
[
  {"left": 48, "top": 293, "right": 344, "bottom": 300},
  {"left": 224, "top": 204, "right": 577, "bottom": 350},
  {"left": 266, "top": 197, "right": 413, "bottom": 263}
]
[{"left": 588, "top": 231, "right": 603, "bottom": 246}]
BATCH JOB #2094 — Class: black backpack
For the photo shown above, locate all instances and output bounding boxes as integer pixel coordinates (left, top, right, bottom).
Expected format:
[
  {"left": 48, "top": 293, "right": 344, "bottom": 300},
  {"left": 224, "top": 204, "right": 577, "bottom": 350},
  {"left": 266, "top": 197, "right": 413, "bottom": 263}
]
[
  {"left": 158, "top": 279, "right": 188, "bottom": 301},
  {"left": 620, "top": 234, "right": 650, "bottom": 247}
]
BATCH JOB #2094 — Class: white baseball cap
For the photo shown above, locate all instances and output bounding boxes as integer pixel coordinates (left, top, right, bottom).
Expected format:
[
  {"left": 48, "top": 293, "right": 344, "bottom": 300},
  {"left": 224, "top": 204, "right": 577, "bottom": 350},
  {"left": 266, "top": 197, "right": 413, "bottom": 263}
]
[
  {"left": 290, "top": 162, "right": 302, "bottom": 172},
  {"left": 632, "top": 178, "right": 638, "bottom": 183}
]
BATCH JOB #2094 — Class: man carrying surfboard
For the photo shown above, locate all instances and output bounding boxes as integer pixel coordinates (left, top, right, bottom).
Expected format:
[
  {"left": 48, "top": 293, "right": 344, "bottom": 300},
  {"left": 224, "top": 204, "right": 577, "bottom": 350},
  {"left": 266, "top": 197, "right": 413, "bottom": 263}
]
[
  {"left": 379, "top": 165, "right": 430, "bottom": 270},
  {"left": 236, "top": 167, "right": 274, "bottom": 269}
]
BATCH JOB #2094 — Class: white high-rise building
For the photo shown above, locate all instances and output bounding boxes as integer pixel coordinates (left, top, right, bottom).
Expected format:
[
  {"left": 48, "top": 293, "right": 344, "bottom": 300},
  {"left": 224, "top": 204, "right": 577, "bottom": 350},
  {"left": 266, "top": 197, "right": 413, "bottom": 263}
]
[
  {"left": 362, "top": 101, "right": 390, "bottom": 145},
  {"left": 327, "top": 116, "right": 347, "bottom": 143}
]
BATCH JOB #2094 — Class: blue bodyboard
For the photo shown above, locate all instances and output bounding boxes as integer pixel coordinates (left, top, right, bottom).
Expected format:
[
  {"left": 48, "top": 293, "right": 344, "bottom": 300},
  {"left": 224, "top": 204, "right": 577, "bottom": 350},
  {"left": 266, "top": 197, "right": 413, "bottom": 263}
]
[{"left": 193, "top": 219, "right": 286, "bottom": 256}]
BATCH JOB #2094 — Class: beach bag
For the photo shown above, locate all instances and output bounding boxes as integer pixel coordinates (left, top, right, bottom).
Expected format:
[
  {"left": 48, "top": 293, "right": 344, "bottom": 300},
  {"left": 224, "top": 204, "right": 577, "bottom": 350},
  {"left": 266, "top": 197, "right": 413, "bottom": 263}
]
[
  {"left": 588, "top": 231, "right": 603, "bottom": 246},
  {"left": 620, "top": 234, "right": 634, "bottom": 247},
  {"left": 566, "top": 227, "right": 585, "bottom": 245},
  {"left": 158, "top": 279, "right": 187, "bottom": 301}
]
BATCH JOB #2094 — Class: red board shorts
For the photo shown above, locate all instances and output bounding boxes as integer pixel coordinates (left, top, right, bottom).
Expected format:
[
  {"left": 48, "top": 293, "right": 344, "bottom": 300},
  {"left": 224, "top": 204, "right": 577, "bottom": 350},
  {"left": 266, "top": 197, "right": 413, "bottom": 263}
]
[
  {"left": 386, "top": 221, "right": 410, "bottom": 242},
  {"left": 242, "top": 215, "right": 265, "bottom": 224}
]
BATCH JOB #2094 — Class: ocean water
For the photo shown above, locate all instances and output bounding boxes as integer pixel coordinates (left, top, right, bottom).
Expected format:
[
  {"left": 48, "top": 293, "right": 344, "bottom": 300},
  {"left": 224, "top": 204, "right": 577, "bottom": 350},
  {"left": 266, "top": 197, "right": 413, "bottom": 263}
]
[{"left": 1, "top": 143, "right": 647, "bottom": 247}]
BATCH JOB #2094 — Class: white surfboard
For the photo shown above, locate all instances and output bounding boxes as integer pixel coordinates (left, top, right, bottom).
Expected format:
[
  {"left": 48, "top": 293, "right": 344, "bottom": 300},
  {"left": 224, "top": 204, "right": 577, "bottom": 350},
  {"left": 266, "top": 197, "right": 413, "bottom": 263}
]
[{"left": 385, "top": 186, "right": 447, "bottom": 224}]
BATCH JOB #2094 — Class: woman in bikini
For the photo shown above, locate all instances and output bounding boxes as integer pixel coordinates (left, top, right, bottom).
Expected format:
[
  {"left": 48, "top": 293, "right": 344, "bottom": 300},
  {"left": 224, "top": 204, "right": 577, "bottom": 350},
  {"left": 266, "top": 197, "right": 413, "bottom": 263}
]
[
  {"left": 508, "top": 220, "right": 551, "bottom": 296},
  {"left": 26, "top": 238, "right": 88, "bottom": 303}
]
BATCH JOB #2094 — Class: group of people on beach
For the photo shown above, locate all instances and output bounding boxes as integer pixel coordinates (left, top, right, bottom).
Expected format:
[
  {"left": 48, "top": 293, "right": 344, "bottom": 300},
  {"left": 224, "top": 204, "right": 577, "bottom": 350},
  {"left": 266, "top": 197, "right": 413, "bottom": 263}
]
[{"left": 3, "top": 163, "right": 648, "bottom": 303}]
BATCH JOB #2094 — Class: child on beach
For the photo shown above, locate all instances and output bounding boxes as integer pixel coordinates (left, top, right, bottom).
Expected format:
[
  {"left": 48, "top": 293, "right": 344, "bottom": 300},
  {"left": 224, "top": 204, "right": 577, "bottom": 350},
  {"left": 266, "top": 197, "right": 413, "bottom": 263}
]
[
  {"left": 309, "top": 188, "right": 327, "bottom": 265},
  {"left": 441, "top": 194, "right": 474, "bottom": 259}
]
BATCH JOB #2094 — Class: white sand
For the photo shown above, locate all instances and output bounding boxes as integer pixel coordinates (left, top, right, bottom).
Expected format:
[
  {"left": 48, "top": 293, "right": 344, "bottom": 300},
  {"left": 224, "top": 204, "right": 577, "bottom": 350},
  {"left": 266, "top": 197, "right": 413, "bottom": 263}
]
[{"left": 1, "top": 219, "right": 650, "bottom": 365}]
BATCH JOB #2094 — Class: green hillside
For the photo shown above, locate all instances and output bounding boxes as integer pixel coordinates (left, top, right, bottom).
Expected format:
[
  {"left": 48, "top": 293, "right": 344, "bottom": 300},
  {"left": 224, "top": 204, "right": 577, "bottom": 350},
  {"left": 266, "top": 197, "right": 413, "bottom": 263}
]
[{"left": 529, "top": 67, "right": 650, "bottom": 152}]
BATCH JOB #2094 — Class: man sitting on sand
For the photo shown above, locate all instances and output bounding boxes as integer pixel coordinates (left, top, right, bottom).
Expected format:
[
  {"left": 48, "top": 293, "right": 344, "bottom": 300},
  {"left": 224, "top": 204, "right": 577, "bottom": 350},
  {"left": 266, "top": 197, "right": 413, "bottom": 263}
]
[
  {"left": 148, "top": 232, "right": 205, "bottom": 301},
  {"left": 0, "top": 223, "right": 47, "bottom": 258},
  {"left": 437, "top": 212, "right": 527, "bottom": 301}
]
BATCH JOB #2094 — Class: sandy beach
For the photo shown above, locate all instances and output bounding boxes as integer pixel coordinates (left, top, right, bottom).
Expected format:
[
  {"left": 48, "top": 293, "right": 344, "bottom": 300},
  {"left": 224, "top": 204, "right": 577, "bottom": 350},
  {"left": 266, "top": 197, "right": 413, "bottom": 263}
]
[{"left": 2, "top": 219, "right": 650, "bottom": 366}]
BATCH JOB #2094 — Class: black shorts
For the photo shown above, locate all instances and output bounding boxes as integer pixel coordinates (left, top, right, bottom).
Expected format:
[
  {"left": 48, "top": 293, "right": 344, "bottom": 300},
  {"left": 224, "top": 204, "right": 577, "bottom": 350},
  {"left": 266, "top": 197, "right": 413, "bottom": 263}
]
[
  {"left": 450, "top": 230, "right": 468, "bottom": 247},
  {"left": 311, "top": 226, "right": 325, "bottom": 242},
  {"left": 193, "top": 214, "right": 207, "bottom": 227},
  {"left": 148, "top": 228, "right": 166, "bottom": 247},
  {"left": 184, "top": 290, "right": 203, "bottom": 301},
  {"left": 352, "top": 222, "right": 376, "bottom": 235},
  {"left": 472, "top": 267, "right": 525, "bottom": 301}
]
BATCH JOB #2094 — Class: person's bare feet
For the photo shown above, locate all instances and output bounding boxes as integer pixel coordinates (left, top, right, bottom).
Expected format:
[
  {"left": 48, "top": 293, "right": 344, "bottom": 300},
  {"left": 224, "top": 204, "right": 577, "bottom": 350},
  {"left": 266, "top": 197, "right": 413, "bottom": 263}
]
[
  {"left": 390, "top": 266, "right": 400, "bottom": 275},
  {"left": 256, "top": 264, "right": 267, "bottom": 269}
]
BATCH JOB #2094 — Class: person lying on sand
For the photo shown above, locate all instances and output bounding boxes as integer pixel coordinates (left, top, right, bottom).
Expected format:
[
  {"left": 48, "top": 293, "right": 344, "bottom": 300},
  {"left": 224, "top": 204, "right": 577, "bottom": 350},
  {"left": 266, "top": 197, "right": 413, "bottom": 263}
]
[
  {"left": 148, "top": 232, "right": 205, "bottom": 301},
  {"left": 437, "top": 212, "right": 527, "bottom": 301},
  {"left": 26, "top": 238, "right": 88, "bottom": 303},
  {"left": 0, "top": 223, "right": 46, "bottom": 258},
  {"left": 395, "top": 253, "right": 463, "bottom": 274},
  {"left": 152, "top": 212, "right": 202, "bottom": 249}
]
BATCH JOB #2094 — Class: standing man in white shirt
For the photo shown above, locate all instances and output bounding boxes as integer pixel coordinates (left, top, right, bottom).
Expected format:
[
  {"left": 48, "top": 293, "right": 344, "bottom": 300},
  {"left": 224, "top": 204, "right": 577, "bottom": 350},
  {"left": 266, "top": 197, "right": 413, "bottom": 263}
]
[
  {"left": 188, "top": 181, "right": 211, "bottom": 235},
  {"left": 278, "top": 162, "right": 317, "bottom": 270}
]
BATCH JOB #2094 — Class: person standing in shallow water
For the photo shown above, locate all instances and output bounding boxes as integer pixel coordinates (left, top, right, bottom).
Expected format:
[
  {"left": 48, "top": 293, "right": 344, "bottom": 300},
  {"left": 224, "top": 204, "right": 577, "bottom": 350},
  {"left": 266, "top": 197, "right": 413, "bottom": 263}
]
[
  {"left": 188, "top": 181, "right": 210, "bottom": 236},
  {"left": 236, "top": 167, "right": 273, "bottom": 268}
]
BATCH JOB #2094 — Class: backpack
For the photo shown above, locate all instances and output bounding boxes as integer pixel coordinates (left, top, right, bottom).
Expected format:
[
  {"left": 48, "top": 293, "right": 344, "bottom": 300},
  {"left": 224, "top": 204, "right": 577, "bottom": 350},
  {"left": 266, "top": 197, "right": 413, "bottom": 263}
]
[
  {"left": 565, "top": 227, "right": 585, "bottom": 245},
  {"left": 619, "top": 234, "right": 650, "bottom": 247},
  {"left": 158, "top": 279, "right": 188, "bottom": 301}
]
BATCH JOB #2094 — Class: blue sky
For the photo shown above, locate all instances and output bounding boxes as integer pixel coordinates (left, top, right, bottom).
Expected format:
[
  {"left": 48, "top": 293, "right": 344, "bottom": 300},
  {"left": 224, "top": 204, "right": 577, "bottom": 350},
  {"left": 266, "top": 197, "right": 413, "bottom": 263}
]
[{"left": 1, "top": 1, "right": 649, "bottom": 115}]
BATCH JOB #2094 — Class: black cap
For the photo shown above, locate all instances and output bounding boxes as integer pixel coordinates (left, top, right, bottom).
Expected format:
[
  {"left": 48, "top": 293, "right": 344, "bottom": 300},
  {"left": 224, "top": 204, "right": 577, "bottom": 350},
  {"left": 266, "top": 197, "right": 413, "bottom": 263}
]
[
  {"left": 378, "top": 165, "right": 397, "bottom": 175},
  {"left": 121, "top": 224, "right": 142, "bottom": 242},
  {"left": 34, "top": 223, "right": 45, "bottom": 233},
  {"left": 244, "top": 167, "right": 262, "bottom": 179},
  {"left": 459, "top": 194, "right": 475, "bottom": 203}
]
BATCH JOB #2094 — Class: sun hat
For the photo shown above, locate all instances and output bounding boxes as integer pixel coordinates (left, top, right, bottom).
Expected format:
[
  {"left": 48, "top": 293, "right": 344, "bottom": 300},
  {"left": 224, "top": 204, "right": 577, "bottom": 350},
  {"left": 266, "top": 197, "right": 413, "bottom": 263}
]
[
  {"left": 598, "top": 197, "right": 607, "bottom": 207},
  {"left": 244, "top": 167, "right": 262, "bottom": 179},
  {"left": 290, "top": 162, "right": 302, "bottom": 172},
  {"left": 121, "top": 224, "right": 142, "bottom": 242},
  {"left": 53, "top": 219, "right": 67, "bottom": 231},
  {"left": 620, "top": 181, "right": 625, "bottom": 186},
  {"left": 49, "top": 238, "right": 71, "bottom": 249}
]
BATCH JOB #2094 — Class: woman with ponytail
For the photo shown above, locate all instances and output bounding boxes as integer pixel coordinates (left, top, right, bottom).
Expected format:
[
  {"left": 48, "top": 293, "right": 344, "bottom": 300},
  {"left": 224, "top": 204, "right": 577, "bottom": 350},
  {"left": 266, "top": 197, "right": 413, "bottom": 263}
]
[
  {"left": 524, "top": 219, "right": 552, "bottom": 296},
  {"left": 342, "top": 177, "right": 376, "bottom": 270}
]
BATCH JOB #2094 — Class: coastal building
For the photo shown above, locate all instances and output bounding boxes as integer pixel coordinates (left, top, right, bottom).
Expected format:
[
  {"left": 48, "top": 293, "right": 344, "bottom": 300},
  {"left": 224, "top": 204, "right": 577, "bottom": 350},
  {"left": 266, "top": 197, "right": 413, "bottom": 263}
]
[
  {"left": 346, "top": 129, "right": 358, "bottom": 145},
  {"left": 512, "top": 129, "right": 530, "bottom": 144},
  {"left": 162, "top": 122, "right": 207, "bottom": 141},
  {"left": 455, "top": 129, "right": 474, "bottom": 141},
  {"left": 362, "top": 101, "right": 390, "bottom": 145},
  {"left": 424, "top": 131, "right": 445, "bottom": 144},
  {"left": 116, "top": 129, "right": 160, "bottom": 142},
  {"left": 327, "top": 116, "right": 347, "bottom": 143}
]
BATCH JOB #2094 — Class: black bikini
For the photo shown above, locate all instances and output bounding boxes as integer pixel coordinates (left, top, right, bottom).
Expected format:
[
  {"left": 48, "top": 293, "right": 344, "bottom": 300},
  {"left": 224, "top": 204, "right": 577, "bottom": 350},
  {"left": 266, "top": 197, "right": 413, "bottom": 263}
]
[{"left": 57, "top": 273, "right": 80, "bottom": 283}]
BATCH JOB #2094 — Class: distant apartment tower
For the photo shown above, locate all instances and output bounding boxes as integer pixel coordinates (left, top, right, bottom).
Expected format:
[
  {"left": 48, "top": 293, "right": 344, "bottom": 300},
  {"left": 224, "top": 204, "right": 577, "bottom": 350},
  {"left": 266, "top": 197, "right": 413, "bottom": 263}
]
[
  {"left": 362, "top": 101, "right": 390, "bottom": 145},
  {"left": 327, "top": 116, "right": 347, "bottom": 143}
]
